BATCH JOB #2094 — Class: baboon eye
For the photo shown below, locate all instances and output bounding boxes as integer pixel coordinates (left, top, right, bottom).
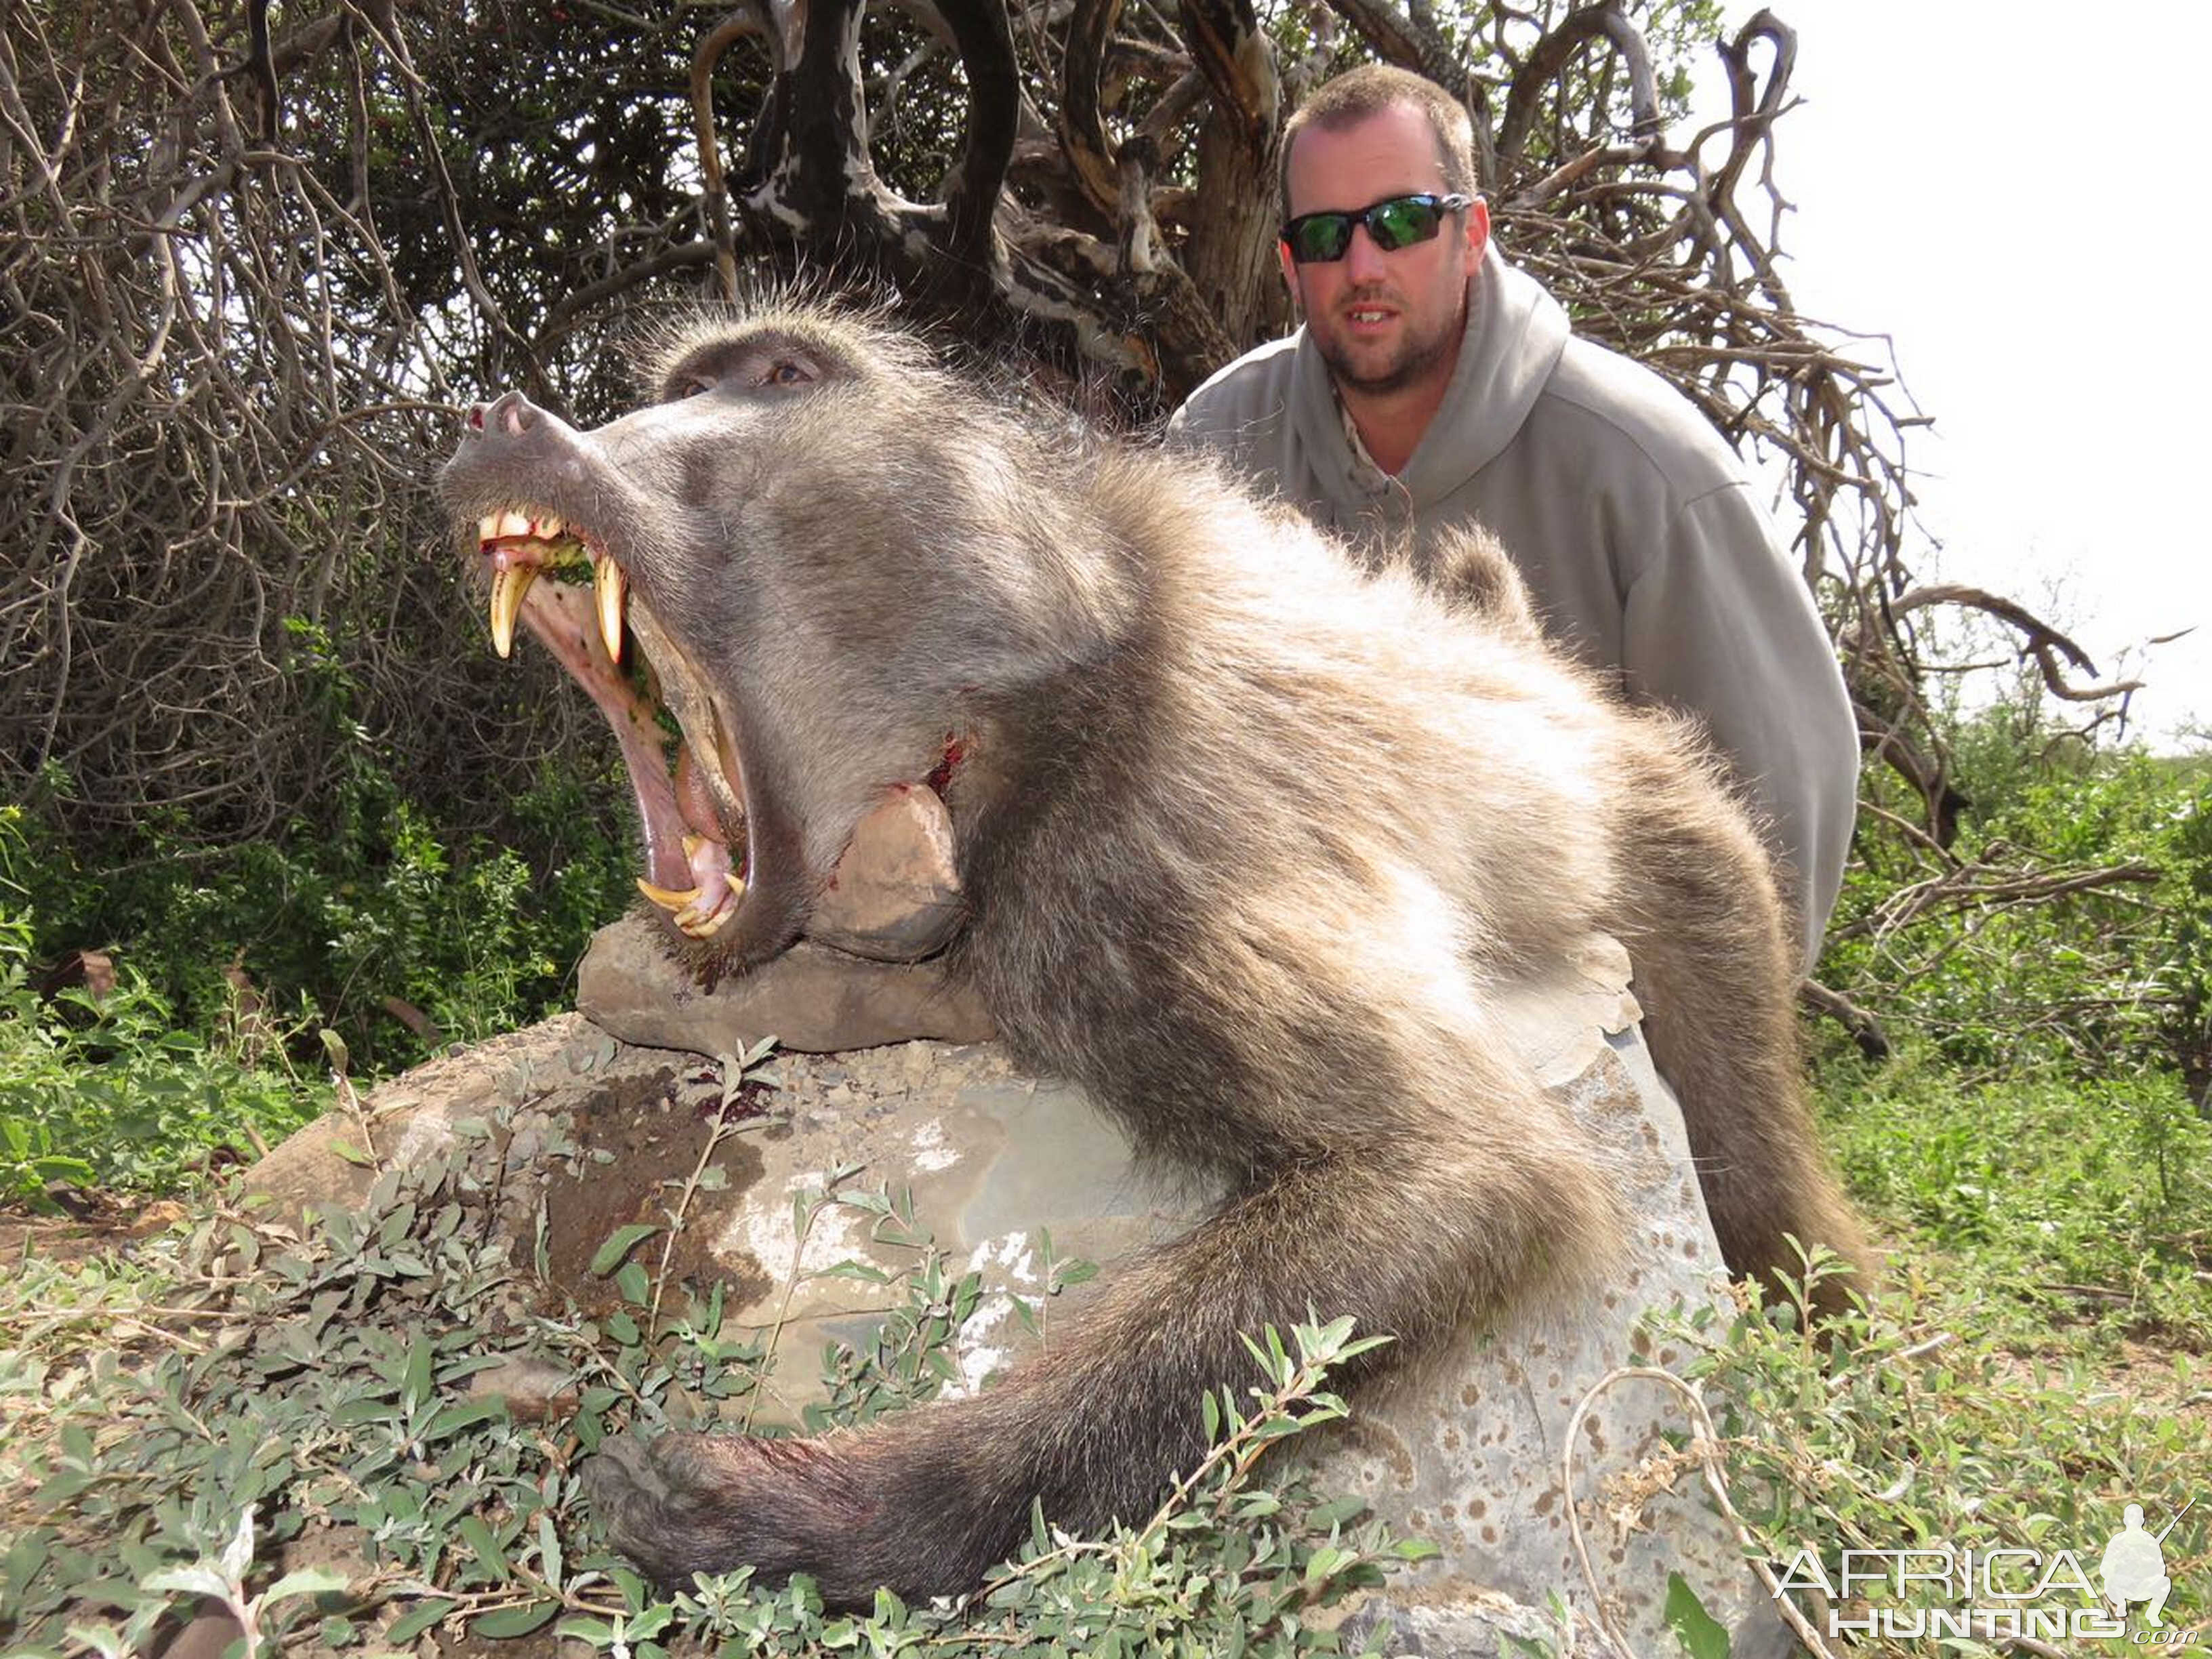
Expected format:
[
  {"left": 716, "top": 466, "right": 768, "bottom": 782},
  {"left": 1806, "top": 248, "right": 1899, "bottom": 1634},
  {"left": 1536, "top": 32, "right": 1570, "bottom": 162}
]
[
  {"left": 675, "top": 376, "right": 714, "bottom": 399},
  {"left": 763, "top": 358, "right": 815, "bottom": 388}
]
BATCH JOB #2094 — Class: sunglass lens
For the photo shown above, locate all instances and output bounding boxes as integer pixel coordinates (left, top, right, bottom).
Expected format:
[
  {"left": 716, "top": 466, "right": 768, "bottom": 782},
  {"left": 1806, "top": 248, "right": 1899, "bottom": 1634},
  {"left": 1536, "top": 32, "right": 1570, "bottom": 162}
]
[
  {"left": 1368, "top": 197, "right": 1438, "bottom": 251},
  {"left": 1290, "top": 215, "right": 1352, "bottom": 263}
]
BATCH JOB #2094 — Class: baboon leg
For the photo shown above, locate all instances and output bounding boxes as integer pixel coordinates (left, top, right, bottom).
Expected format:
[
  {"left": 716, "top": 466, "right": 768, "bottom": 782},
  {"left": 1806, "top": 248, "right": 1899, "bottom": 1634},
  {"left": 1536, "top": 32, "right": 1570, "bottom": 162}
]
[
  {"left": 586, "top": 971, "right": 1614, "bottom": 1601},
  {"left": 1612, "top": 757, "right": 1872, "bottom": 1317}
]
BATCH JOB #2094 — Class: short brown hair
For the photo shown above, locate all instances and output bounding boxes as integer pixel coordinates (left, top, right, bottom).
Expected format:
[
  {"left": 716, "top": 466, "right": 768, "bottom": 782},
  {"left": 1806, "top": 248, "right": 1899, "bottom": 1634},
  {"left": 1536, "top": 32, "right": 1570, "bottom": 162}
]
[{"left": 1278, "top": 64, "right": 1479, "bottom": 212}]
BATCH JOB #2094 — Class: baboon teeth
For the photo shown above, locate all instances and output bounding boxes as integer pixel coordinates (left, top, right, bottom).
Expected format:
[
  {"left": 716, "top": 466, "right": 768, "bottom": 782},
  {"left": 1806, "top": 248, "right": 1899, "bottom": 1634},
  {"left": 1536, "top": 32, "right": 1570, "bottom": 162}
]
[
  {"left": 634, "top": 872, "right": 744, "bottom": 939},
  {"left": 676, "top": 901, "right": 736, "bottom": 939},
  {"left": 489, "top": 562, "right": 539, "bottom": 659},
  {"left": 636, "top": 876, "right": 701, "bottom": 911},
  {"left": 595, "top": 553, "right": 628, "bottom": 664},
  {"left": 474, "top": 509, "right": 567, "bottom": 545}
]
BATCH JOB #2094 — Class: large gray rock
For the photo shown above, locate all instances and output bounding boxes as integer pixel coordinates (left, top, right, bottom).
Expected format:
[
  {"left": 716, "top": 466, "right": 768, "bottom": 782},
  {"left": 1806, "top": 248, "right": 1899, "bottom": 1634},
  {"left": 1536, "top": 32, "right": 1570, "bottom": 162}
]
[
  {"left": 578, "top": 915, "right": 994, "bottom": 1053},
  {"left": 251, "top": 934, "right": 1789, "bottom": 1657}
]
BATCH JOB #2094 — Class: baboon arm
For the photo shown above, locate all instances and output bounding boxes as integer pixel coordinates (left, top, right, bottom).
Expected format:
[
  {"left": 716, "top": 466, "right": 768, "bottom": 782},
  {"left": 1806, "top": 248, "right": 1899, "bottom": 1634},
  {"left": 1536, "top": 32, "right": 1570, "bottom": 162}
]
[{"left": 588, "top": 1045, "right": 1612, "bottom": 1603}]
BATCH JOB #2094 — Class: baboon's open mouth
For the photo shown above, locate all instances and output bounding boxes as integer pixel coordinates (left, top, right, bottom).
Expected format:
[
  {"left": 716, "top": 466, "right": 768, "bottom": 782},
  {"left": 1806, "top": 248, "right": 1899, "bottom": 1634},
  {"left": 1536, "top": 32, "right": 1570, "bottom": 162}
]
[{"left": 472, "top": 508, "right": 752, "bottom": 944}]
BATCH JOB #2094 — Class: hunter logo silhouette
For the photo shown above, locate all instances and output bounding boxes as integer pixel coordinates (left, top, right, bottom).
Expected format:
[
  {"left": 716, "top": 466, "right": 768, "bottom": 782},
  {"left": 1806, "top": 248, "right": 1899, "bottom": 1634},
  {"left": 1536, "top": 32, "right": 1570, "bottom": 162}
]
[{"left": 2101, "top": 1498, "right": 2192, "bottom": 1626}]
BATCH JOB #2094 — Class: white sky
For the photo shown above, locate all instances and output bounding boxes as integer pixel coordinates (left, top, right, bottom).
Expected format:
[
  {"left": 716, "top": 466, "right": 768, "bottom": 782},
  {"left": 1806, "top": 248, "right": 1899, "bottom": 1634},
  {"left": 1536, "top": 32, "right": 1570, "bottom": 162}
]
[{"left": 1687, "top": 0, "right": 2212, "bottom": 747}]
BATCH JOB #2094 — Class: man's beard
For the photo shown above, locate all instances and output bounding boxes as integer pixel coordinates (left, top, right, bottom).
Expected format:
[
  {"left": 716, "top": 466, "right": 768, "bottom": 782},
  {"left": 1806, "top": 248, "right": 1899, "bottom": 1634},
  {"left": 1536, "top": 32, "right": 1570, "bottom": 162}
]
[{"left": 1314, "top": 298, "right": 1458, "bottom": 396}]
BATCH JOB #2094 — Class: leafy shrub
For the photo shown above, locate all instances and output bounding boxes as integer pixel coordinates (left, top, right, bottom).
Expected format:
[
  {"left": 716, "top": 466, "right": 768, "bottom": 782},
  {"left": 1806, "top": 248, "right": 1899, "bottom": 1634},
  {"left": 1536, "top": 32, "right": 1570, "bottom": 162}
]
[
  {"left": 1, "top": 808, "right": 326, "bottom": 1201},
  {"left": 1823, "top": 724, "right": 2211, "bottom": 1084},
  {"left": 1818, "top": 1056, "right": 2212, "bottom": 1345},
  {"left": 1672, "top": 1261, "right": 2209, "bottom": 1654},
  {"left": 14, "top": 619, "right": 636, "bottom": 1079}
]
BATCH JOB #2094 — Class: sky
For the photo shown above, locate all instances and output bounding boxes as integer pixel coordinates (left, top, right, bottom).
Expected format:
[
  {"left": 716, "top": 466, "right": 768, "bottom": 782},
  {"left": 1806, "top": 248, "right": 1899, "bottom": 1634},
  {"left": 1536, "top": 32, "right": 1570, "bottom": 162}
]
[{"left": 1686, "top": 0, "right": 2212, "bottom": 747}]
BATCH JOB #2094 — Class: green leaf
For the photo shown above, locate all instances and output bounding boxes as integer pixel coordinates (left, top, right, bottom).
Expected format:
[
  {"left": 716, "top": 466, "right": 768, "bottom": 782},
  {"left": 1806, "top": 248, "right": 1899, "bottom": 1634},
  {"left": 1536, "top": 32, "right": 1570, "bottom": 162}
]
[
  {"left": 628, "top": 1604, "right": 675, "bottom": 1639},
  {"left": 424, "top": 1395, "right": 510, "bottom": 1441},
  {"left": 218, "top": 1507, "right": 255, "bottom": 1578},
  {"left": 402, "top": 1336, "right": 433, "bottom": 1412},
  {"left": 1663, "top": 1571, "right": 1732, "bottom": 1659},
  {"left": 537, "top": 1513, "right": 564, "bottom": 1590},
  {"left": 472, "top": 1599, "right": 560, "bottom": 1638},
  {"left": 1305, "top": 1496, "right": 1369, "bottom": 1528},
  {"left": 142, "top": 1566, "right": 230, "bottom": 1599},
  {"left": 1304, "top": 1545, "right": 1350, "bottom": 1586},
  {"left": 590, "top": 1223, "right": 662, "bottom": 1277},
  {"left": 384, "top": 1598, "right": 457, "bottom": 1645},
  {"left": 455, "top": 1515, "right": 509, "bottom": 1580},
  {"left": 263, "top": 1565, "right": 350, "bottom": 1602}
]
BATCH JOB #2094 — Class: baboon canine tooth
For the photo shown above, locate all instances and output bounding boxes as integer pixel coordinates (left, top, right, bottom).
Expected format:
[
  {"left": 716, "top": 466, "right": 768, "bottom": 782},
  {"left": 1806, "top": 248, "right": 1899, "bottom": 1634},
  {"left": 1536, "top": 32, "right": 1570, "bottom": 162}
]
[
  {"left": 636, "top": 876, "right": 702, "bottom": 911},
  {"left": 489, "top": 562, "right": 540, "bottom": 659},
  {"left": 680, "top": 903, "right": 735, "bottom": 940},
  {"left": 595, "top": 554, "right": 628, "bottom": 663}
]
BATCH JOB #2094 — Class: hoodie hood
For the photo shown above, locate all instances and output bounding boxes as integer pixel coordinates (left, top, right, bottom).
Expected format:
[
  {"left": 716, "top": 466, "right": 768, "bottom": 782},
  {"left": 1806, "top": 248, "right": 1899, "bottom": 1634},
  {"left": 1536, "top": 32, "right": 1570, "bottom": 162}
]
[{"left": 1289, "top": 242, "right": 1572, "bottom": 513}]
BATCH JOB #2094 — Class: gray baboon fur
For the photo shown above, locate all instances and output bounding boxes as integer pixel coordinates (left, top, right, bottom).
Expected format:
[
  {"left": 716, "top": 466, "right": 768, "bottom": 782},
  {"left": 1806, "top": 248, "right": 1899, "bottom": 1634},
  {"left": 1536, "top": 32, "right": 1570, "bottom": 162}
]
[{"left": 438, "top": 299, "right": 1870, "bottom": 1602}]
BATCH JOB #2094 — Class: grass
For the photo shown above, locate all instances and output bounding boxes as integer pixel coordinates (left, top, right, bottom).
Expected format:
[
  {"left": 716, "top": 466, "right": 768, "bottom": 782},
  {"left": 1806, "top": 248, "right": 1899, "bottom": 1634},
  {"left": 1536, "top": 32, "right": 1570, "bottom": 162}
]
[{"left": 1818, "top": 1053, "right": 2212, "bottom": 1349}]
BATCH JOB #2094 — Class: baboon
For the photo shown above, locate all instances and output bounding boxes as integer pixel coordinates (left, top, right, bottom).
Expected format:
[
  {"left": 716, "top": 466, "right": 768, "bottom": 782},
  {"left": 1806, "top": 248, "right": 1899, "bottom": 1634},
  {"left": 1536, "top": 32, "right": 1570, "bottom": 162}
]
[{"left": 438, "top": 298, "right": 1870, "bottom": 1601}]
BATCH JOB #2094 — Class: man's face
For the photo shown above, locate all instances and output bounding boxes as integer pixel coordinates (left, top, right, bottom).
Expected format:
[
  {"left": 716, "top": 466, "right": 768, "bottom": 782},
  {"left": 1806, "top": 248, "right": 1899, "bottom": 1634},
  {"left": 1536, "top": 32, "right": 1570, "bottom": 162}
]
[{"left": 1280, "top": 103, "right": 1488, "bottom": 398}]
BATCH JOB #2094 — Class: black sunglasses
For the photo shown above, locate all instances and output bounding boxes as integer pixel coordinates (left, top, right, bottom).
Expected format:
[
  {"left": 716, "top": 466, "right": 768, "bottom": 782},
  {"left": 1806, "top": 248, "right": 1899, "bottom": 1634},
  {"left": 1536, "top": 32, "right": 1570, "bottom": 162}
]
[{"left": 1280, "top": 192, "right": 1473, "bottom": 265}]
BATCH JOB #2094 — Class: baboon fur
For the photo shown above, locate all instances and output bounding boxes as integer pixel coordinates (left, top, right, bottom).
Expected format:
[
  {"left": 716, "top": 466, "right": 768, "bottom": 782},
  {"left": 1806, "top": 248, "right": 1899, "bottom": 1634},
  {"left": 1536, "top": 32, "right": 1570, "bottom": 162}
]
[{"left": 438, "top": 298, "right": 1870, "bottom": 1602}]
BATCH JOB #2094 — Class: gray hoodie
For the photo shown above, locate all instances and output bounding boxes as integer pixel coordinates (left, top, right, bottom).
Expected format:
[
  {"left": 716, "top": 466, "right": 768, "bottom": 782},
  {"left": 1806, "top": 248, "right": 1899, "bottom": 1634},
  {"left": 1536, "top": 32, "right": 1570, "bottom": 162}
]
[{"left": 1169, "top": 243, "right": 1859, "bottom": 970}]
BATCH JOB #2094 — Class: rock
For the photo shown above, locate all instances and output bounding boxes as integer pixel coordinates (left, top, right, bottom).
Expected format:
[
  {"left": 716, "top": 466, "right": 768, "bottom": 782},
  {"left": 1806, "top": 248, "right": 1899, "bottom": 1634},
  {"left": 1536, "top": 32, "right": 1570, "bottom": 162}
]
[
  {"left": 241, "top": 1013, "right": 693, "bottom": 1237},
  {"left": 577, "top": 914, "right": 994, "bottom": 1054},
  {"left": 807, "top": 783, "right": 966, "bottom": 961}
]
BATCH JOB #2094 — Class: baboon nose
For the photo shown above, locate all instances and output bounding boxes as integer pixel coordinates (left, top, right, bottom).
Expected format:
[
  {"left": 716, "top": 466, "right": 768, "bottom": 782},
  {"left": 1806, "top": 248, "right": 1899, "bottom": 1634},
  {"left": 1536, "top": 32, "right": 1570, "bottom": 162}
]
[{"left": 484, "top": 390, "right": 538, "bottom": 438}]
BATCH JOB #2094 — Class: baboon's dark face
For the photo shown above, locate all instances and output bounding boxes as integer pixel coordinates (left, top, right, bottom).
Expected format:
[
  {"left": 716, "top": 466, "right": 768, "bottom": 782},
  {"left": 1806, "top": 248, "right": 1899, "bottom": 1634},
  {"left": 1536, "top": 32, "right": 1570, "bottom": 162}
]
[{"left": 436, "top": 309, "right": 1124, "bottom": 979}]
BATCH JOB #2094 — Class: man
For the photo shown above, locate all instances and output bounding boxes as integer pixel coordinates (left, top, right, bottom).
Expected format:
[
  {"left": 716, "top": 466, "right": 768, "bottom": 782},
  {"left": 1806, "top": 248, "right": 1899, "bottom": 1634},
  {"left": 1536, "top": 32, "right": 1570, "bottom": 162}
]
[{"left": 1170, "top": 64, "right": 1860, "bottom": 971}]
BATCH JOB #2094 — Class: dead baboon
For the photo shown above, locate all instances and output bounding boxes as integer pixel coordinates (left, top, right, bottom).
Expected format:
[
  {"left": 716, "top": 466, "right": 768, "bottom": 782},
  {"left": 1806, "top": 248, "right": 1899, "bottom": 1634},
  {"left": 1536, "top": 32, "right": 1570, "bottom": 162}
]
[{"left": 437, "top": 298, "right": 1870, "bottom": 1601}]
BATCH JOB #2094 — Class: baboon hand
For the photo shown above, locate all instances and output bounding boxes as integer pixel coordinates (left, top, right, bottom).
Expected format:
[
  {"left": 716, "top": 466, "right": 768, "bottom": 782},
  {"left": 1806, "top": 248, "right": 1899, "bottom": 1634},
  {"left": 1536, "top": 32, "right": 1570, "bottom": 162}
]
[{"left": 584, "top": 1431, "right": 859, "bottom": 1590}]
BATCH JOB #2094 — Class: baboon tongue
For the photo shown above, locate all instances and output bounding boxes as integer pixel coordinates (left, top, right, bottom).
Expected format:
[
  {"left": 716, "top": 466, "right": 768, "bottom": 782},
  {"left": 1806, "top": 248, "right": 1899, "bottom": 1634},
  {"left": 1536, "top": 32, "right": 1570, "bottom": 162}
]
[
  {"left": 634, "top": 741, "right": 743, "bottom": 939},
  {"left": 674, "top": 743, "right": 724, "bottom": 845}
]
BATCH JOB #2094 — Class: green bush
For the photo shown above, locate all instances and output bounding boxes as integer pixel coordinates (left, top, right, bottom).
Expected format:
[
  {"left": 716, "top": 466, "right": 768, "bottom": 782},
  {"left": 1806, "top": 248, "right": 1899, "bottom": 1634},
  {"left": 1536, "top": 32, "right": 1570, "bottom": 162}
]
[
  {"left": 1822, "top": 726, "right": 2211, "bottom": 1084},
  {"left": 1673, "top": 1261, "right": 2209, "bottom": 1655},
  {"left": 14, "top": 622, "right": 636, "bottom": 1080},
  {"left": 1817, "top": 1054, "right": 2212, "bottom": 1345},
  {"left": 0, "top": 807, "right": 326, "bottom": 1201},
  {"left": 1, "top": 1098, "right": 1431, "bottom": 1658}
]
